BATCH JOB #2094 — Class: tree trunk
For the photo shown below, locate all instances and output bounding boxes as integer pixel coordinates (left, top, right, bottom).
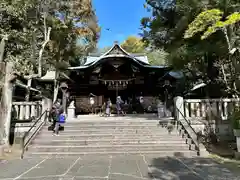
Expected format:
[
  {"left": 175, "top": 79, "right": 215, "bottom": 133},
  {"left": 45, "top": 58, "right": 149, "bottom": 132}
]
[
  {"left": 38, "top": 13, "right": 51, "bottom": 77},
  {"left": 53, "top": 70, "right": 59, "bottom": 103},
  {"left": 222, "top": 27, "right": 239, "bottom": 98},
  {"left": 0, "top": 35, "right": 8, "bottom": 63},
  {"left": 0, "top": 62, "right": 14, "bottom": 146},
  {"left": 25, "top": 79, "right": 32, "bottom": 101}
]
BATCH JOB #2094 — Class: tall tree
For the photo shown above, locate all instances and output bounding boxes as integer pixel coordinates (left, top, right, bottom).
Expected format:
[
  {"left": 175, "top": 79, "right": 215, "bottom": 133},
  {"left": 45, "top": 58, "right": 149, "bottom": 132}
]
[
  {"left": 147, "top": 49, "right": 168, "bottom": 66},
  {"left": 0, "top": 0, "right": 100, "bottom": 76},
  {"left": 121, "top": 36, "right": 146, "bottom": 53},
  {"left": 141, "top": 0, "right": 240, "bottom": 88},
  {"left": 184, "top": 9, "right": 240, "bottom": 96}
]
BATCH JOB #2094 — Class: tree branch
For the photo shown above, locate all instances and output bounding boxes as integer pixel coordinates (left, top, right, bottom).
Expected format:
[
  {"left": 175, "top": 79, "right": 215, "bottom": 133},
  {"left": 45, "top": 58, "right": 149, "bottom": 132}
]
[{"left": 38, "top": 13, "right": 51, "bottom": 77}]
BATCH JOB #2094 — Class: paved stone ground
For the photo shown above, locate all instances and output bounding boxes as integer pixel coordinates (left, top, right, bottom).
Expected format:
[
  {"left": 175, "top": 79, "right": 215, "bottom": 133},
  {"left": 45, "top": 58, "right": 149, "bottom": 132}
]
[{"left": 1, "top": 154, "right": 240, "bottom": 180}]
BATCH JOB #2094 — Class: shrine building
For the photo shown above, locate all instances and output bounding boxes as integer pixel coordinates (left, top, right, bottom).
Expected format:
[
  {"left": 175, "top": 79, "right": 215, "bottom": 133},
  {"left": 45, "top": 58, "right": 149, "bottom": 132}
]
[{"left": 58, "top": 43, "right": 182, "bottom": 114}]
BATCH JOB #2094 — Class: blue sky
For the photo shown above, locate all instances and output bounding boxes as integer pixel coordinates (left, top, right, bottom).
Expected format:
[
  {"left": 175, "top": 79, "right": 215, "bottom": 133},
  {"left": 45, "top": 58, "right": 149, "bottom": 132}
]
[{"left": 93, "top": 0, "right": 150, "bottom": 48}]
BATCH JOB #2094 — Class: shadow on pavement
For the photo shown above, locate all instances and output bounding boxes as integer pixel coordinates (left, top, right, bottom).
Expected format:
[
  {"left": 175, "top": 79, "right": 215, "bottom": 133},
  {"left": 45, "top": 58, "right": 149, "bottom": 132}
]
[{"left": 147, "top": 152, "right": 240, "bottom": 180}]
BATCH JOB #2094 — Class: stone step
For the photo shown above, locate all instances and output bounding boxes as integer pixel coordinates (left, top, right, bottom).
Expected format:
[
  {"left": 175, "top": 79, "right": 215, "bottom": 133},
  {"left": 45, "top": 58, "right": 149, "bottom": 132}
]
[
  {"left": 31, "top": 140, "right": 185, "bottom": 146},
  {"left": 34, "top": 134, "right": 180, "bottom": 140},
  {"left": 27, "top": 145, "right": 192, "bottom": 153},
  {"left": 41, "top": 128, "right": 171, "bottom": 134},
  {"left": 23, "top": 150, "right": 197, "bottom": 158},
  {"left": 74, "top": 116, "right": 173, "bottom": 119},
  {"left": 65, "top": 120, "right": 160, "bottom": 124},
  {"left": 66, "top": 120, "right": 165, "bottom": 124},
  {"left": 39, "top": 130, "right": 175, "bottom": 136},
  {"left": 28, "top": 143, "right": 189, "bottom": 150},
  {"left": 60, "top": 124, "right": 162, "bottom": 128},
  {"left": 47, "top": 127, "right": 168, "bottom": 131},
  {"left": 45, "top": 127, "right": 173, "bottom": 132}
]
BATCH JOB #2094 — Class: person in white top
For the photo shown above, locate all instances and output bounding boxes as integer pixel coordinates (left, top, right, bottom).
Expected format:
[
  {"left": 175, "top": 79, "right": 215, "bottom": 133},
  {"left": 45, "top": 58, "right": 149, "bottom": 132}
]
[
  {"left": 90, "top": 97, "right": 95, "bottom": 114},
  {"left": 157, "top": 99, "right": 164, "bottom": 118}
]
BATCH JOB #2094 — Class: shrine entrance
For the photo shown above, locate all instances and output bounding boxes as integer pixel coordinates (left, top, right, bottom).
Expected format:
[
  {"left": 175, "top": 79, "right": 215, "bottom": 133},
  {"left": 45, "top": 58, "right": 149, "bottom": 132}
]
[{"left": 100, "top": 79, "right": 135, "bottom": 104}]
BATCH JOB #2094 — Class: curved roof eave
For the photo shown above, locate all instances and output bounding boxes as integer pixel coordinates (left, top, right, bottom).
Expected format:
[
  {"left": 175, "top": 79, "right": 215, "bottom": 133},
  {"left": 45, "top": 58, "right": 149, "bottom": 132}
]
[
  {"left": 67, "top": 43, "right": 172, "bottom": 71},
  {"left": 67, "top": 54, "right": 149, "bottom": 70}
]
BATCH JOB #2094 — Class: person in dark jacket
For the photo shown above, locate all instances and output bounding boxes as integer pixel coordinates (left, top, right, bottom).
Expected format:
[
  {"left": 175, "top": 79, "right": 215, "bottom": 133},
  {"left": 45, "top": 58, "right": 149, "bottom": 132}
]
[
  {"left": 51, "top": 99, "right": 64, "bottom": 135},
  {"left": 116, "top": 96, "right": 124, "bottom": 116}
]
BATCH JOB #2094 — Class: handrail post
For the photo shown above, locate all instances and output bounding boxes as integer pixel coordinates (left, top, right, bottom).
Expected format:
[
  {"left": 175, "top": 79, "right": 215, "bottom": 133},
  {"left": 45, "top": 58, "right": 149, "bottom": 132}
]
[
  {"left": 20, "top": 136, "right": 25, "bottom": 159},
  {"left": 174, "top": 96, "right": 207, "bottom": 156},
  {"left": 174, "top": 96, "right": 184, "bottom": 124},
  {"left": 41, "top": 98, "right": 52, "bottom": 123}
]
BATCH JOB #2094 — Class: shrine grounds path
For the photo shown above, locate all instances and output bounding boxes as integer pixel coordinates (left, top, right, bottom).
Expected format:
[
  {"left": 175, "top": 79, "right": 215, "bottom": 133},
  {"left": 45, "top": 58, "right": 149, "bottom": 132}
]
[{"left": 1, "top": 154, "right": 240, "bottom": 180}]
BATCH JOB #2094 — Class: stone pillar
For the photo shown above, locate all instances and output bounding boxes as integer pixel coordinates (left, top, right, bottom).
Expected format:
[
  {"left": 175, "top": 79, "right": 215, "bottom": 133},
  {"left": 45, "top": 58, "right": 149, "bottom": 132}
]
[
  {"left": 41, "top": 98, "right": 52, "bottom": 123},
  {"left": 174, "top": 96, "right": 184, "bottom": 120},
  {"left": 67, "top": 101, "right": 75, "bottom": 119},
  {"left": 19, "top": 104, "right": 25, "bottom": 120},
  {"left": 25, "top": 104, "right": 30, "bottom": 120}
]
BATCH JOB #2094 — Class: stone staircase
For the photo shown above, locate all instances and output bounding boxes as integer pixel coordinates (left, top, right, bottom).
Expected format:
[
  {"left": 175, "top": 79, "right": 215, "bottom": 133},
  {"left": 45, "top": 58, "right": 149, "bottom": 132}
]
[{"left": 23, "top": 116, "right": 199, "bottom": 158}]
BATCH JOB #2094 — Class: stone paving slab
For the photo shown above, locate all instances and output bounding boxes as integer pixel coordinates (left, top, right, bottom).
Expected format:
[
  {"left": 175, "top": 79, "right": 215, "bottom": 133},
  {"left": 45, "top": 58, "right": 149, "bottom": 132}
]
[
  {"left": 1, "top": 154, "right": 240, "bottom": 180},
  {"left": 0, "top": 158, "right": 44, "bottom": 179}
]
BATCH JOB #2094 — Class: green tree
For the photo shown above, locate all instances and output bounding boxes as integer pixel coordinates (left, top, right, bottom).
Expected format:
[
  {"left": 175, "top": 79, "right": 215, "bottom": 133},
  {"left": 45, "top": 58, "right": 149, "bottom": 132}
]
[
  {"left": 120, "top": 36, "right": 168, "bottom": 65},
  {"left": 121, "top": 36, "right": 146, "bottom": 53},
  {"left": 147, "top": 49, "right": 168, "bottom": 66},
  {"left": 141, "top": 0, "right": 240, "bottom": 90},
  {"left": 184, "top": 9, "right": 240, "bottom": 96},
  {"left": 0, "top": 0, "right": 100, "bottom": 76}
]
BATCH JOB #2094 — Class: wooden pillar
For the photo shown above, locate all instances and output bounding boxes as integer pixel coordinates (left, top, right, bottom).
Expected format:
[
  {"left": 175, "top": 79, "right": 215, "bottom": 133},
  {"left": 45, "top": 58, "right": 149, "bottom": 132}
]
[
  {"left": 0, "top": 62, "right": 14, "bottom": 146},
  {"left": 116, "top": 83, "right": 119, "bottom": 98}
]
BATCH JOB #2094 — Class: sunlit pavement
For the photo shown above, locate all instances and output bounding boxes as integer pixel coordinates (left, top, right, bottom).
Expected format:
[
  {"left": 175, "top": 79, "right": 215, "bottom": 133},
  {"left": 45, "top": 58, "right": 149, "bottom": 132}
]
[{"left": 1, "top": 154, "right": 240, "bottom": 180}]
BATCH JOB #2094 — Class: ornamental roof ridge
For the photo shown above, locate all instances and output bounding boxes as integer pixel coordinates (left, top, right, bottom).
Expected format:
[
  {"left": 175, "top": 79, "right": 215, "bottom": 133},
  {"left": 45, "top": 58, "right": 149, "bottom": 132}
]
[{"left": 100, "top": 43, "right": 131, "bottom": 57}]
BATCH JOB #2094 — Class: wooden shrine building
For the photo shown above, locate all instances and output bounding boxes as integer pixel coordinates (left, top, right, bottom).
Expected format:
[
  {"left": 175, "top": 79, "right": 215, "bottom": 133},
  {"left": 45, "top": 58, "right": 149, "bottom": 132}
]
[{"left": 61, "top": 43, "right": 182, "bottom": 114}]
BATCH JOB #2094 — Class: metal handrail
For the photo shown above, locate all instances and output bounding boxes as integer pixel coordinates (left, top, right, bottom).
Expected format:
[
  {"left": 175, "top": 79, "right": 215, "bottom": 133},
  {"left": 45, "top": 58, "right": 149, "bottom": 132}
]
[
  {"left": 20, "top": 110, "right": 49, "bottom": 158},
  {"left": 23, "top": 111, "right": 48, "bottom": 146},
  {"left": 175, "top": 106, "right": 200, "bottom": 152}
]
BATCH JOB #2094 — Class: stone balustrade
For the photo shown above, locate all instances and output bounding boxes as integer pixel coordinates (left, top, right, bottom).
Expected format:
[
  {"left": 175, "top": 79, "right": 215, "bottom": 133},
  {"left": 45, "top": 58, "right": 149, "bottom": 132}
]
[
  {"left": 174, "top": 97, "right": 240, "bottom": 142},
  {"left": 12, "top": 101, "right": 42, "bottom": 120},
  {"left": 184, "top": 98, "right": 239, "bottom": 121}
]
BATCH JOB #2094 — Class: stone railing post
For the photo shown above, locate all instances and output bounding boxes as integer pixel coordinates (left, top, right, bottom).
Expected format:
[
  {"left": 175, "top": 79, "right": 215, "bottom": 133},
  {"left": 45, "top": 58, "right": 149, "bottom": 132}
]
[
  {"left": 30, "top": 104, "right": 36, "bottom": 118},
  {"left": 41, "top": 98, "right": 52, "bottom": 123},
  {"left": 174, "top": 96, "right": 184, "bottom": 121},
  {"left": 25, "top": 104, "right": 30, "bottom": 120},
  {"left": 67, "top": 101, "right": 75, "bottom": 120},
  {"left": 19, "top": 104, "right": 25, "bottom": 120}
]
